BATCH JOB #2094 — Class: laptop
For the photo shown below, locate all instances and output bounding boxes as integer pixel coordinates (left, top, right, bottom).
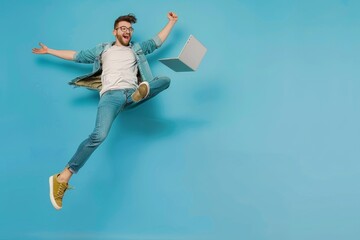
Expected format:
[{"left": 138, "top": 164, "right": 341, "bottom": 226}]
[{"left": 159, "top": 35, "right": 207, "bottom": 72}]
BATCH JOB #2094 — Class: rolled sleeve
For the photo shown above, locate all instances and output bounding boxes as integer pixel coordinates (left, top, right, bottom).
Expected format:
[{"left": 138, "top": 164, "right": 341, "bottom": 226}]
[
  {"left": 139, "top": 36, "right": 164, "bottom": 55},
  {"left": 73, "top": 48, "right": 97, "bottom": 64},
  {"left": 152, "top": 35, "right": 163, "bottom": 48}
]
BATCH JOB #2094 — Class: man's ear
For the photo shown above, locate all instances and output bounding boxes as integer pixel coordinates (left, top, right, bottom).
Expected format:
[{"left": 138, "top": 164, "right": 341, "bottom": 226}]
[{"left": 112, "top": 29, "right": 117, "bottom": 36}]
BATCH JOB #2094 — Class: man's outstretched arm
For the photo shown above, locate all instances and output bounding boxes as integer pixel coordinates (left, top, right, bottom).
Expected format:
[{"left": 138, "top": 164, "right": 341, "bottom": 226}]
[
  {"left": 157, "top": 12, "right": 178, "bottom": 43},
  {"left": 32, "top": 43, "right": 76, "bottom": 61}
]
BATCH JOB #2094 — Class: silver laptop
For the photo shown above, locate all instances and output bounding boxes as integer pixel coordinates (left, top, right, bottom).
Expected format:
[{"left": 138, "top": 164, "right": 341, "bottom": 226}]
[{"left": 159, "top": 35, "right": 207, "bottom": 72}]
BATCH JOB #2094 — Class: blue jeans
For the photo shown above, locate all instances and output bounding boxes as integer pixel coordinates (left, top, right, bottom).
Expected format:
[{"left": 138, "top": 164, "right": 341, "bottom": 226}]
[{"left": 67, "top": 76, "right": 170, "bottom": 173}]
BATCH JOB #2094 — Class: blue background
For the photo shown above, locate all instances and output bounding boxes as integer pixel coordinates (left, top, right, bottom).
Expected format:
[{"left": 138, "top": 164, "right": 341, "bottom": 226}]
[{"left": 1, "top": 0, "right": 360, "bottom": 239}]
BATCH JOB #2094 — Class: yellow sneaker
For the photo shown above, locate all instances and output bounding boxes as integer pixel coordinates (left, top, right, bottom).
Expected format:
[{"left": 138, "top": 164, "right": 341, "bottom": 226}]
[
  {"left": 131, "top": 82, "right": 150, "bottom": 102},
  {"left": 49, "top": 174, "right": 72, "bottom": 210}
]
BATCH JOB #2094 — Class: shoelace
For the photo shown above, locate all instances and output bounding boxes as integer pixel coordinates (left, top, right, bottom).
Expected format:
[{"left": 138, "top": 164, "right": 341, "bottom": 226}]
[{"left": 55, "top": 183, "right": 74, "bottom": 199}]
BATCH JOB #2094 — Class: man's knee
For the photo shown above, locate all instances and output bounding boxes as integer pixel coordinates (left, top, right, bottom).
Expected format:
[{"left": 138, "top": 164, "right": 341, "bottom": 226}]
[
  {"left": 89, "top": 131, "right": 107, "bottom": 145},
  {"left": 157, "top": 76, "right": 171, "bottom": 89}
]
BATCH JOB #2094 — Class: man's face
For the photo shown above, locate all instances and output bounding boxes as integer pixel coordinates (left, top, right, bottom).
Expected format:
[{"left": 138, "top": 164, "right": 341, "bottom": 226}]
[{"left": 113, "top": 21, "right": 134, "bottom": 46}]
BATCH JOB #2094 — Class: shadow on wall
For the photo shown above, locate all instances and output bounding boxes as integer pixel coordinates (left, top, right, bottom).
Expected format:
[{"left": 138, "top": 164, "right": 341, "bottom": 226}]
[
  {"left": 35, "top": 57, "right": 92, "bottom": 76},
  {"left": 121, "top": 101, "right": 209, "bottom": 138},
  {"left": 68, "top": 87, "right": 210, "bottom": 139},
  {"left": 67, "top": 75, "right": 224, "bottom": 140},
  {"left": 71, "top": 90, "right": 100, "bottom": 106}
]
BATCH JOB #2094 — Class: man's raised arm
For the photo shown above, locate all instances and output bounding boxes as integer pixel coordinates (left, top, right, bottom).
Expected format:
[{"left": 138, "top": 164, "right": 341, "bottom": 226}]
[
  {"left": 32, "top": 42, "right": 76, "bottom": 61},
  {"left": 157, "top": 12, "right": 178, "bottom": 44}
]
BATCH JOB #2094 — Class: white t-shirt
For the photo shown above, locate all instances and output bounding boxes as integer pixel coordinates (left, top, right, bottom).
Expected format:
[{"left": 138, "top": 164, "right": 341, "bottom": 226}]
[{"left": 100, "top": 45, "right": 138, "bottom": 96}]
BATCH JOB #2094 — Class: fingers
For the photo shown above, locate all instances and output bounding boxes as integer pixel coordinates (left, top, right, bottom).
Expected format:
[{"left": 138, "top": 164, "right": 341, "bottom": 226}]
[
  {"left": 32, "top": 48, "right": 40, "bottom": 53},
  {"left": 168, "top": 11, "right": 178, "bottom": 21},
  {"left": 32, "top": 47, "right": 40, "bottom": 53},
  {"left": 32, "top": 42, "right": 47, "bottom": 54}
]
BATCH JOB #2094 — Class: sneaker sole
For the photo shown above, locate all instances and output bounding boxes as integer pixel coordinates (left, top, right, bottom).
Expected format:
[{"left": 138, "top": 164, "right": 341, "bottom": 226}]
[
  {"left": 132, "top": 82, "right": 150, "bottom": 102},
  {"left": 49, "top": 176, "right": 62, "bottom": 210},
  {"left": 141, "top": 81, "right": 150, "bottom": 99}
]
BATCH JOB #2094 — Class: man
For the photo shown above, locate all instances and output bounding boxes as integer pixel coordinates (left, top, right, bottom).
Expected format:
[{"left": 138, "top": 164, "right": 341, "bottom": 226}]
[{"left": 32, "top": 12, "right": 178, "bottom": 210}]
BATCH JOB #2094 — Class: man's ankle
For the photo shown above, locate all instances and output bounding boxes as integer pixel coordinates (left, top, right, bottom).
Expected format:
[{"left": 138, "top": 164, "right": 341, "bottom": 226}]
[
  {"left": 57, "top": 168, "right": 73, "bottom": 183},
  {"left": 56, "top": 174, "right": 68, "bottom": 183}
]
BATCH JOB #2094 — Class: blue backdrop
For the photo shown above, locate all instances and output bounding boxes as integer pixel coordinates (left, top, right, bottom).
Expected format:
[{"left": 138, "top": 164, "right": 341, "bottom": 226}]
[{"left": 1, "top": 0, "right": 360, "bottom": 239}]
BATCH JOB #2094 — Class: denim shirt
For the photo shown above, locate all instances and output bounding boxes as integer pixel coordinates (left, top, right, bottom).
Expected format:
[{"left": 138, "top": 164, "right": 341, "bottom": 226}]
[{"left": 69, "top": 36, "right": 163, "bottom": 91}]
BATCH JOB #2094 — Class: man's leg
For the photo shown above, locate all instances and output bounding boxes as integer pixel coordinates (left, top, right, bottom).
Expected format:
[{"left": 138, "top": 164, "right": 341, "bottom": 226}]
[
  {"left": 67, "top": 90, "right": 127, "bottom": 173},
  {"left": 49, "top": 90, "right": 127, "bottom": 210},
  {"left": 125, "top": 76, "right": 171, "bottom": 109},
  {"left": 147, "top": 76, "right": 171, "bottom": 99}
]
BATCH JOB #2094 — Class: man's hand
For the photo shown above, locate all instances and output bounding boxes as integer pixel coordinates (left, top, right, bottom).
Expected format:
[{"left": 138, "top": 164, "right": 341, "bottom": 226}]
[
  {"left": 167, "top": 12, "right": 178, "bottom": 22},
  {"left": 32, "top": 42, "right": 49, "bottom": 54},
  {"left": 31, "top": 43, "right": 76, "bottom": 60}
]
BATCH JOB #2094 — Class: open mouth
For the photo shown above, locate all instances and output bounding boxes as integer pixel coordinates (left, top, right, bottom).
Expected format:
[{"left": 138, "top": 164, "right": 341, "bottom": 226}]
[{"left": 123, "top": 35, "right": 130, "bottom": 41}]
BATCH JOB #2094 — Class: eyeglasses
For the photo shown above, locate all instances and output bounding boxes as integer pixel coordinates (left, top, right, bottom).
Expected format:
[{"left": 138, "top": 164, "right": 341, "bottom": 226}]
[{"left": 115, "top": 26, "right": 134, "bottom": 33}]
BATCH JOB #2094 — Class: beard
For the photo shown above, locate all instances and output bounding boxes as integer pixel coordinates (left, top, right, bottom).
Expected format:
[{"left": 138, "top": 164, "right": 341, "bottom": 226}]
[{"left": 116, "top": 34, "right": 131, "bottom": 46}]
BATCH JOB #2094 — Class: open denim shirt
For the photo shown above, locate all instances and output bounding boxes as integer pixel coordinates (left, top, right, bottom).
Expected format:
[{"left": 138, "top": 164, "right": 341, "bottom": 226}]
[{"left": 69, "top": 36, "right": 163, "bottom": 91}]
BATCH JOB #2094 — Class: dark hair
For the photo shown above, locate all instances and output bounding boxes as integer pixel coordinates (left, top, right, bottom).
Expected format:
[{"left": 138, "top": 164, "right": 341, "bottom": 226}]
[{"left": 114, "top": 13, "right": 137, "bottom": 29}]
